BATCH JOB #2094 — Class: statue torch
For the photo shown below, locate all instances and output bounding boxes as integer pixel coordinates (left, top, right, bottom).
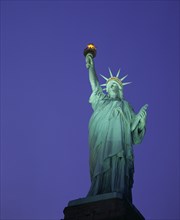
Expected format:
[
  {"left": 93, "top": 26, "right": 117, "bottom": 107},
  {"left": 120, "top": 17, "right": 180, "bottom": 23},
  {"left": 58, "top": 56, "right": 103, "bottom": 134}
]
[{"left": 83, "top": 43, "right": 97, "bottom": 58}]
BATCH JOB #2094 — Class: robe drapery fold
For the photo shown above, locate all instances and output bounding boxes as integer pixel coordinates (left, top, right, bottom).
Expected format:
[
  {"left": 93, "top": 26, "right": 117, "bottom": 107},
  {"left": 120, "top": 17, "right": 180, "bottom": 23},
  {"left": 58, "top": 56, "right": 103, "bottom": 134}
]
[{"left": 87, "top": 86, "right": 145, "bottom": 202}]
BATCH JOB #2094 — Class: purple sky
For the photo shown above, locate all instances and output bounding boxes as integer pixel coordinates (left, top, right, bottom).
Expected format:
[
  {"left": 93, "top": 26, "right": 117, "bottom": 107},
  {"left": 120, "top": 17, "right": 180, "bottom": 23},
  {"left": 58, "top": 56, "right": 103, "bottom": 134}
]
[{"left": 0, "top": 1, "right": 179, "bottom": 220}]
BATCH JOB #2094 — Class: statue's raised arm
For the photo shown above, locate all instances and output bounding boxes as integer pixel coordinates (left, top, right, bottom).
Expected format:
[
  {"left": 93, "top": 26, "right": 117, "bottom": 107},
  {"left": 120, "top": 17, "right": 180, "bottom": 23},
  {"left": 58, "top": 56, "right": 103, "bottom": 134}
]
[
  {"left": 86, "top": 54, "right": 99, "bottom": 91},
  {"left": 84, "top": 44, "right": 99, "bottom": 91}
]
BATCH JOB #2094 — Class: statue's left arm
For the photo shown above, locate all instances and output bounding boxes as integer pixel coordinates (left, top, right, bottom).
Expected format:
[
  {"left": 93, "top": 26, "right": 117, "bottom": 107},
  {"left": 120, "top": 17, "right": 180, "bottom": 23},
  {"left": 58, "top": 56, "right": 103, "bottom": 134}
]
[{"left": 131, "top": 104, "right": 148, "bottom": 145}]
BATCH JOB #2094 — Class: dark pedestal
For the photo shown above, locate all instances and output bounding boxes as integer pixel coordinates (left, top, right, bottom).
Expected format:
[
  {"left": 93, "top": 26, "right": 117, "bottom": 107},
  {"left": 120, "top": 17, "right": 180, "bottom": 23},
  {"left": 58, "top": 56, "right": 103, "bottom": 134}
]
[{"left": 63, "top": 193, "right": 145, "bottom": 220}]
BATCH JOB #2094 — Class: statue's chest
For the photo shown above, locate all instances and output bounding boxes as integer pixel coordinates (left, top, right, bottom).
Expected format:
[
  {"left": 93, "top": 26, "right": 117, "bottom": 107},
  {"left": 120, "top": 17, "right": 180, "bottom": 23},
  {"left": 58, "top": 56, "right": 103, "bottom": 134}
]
[
  {"left": 100, "top": 100, "right": 127, "bottom": 120},
  {"left": 105, "top": 100, "right": 123, "bottom": 113}
]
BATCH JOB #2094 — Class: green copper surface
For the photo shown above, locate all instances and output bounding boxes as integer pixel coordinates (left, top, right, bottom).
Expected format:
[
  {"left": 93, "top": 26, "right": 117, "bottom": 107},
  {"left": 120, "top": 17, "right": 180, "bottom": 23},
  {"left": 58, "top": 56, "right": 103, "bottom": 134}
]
[{"left": 85, "top": 53, "right": 148, "bottom": 203}]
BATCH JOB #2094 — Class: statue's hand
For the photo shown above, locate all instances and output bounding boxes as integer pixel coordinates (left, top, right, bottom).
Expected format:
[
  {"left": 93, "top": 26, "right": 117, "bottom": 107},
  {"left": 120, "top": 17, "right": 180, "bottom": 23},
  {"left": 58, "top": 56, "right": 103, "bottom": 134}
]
[
  {"left": 131, "top": 104, "right": 148, "bottom": 131},
  {"left": 86, "top": 53, "right": 94, "bottom": 69},
  {"left": 138, "top": 104, "right": 148, "bottom": 130}
]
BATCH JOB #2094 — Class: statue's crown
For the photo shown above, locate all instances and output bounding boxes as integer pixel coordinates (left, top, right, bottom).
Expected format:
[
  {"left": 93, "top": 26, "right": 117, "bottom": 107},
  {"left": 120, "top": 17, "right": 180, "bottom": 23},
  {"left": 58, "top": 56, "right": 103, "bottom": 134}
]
[{"left": 100, "top": 68, "right": 131, "bottom": 90}]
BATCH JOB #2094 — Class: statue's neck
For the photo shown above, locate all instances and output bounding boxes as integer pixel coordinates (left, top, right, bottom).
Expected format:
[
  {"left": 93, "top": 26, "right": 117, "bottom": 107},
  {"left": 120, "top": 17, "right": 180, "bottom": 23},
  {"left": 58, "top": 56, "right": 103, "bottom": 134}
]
[
  {"left": 109, "top": 92, "right": 122, "bottom": 100},
  {"left": 109, "top": 95, "right": 122, "bottom": 101}
]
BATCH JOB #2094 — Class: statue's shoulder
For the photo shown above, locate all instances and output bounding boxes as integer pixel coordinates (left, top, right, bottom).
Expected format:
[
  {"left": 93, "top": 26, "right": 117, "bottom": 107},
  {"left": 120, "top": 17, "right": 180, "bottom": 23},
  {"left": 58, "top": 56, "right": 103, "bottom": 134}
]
[
  {"left": 89, "top": 86, "right": 107, "bottom": 106},
  {"left": 122, "top": 99, "right": 130, "bottom": 107},
  {"left": 123, "top": 100, "right": 135, "bottom": 112}
]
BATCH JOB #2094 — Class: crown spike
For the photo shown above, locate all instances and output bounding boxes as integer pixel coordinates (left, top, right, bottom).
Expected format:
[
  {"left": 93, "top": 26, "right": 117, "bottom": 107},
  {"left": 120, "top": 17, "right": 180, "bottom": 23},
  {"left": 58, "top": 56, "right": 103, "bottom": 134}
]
[
  {"left": 120, "top": 74, "right": 128, "bottom": 81},
  {"left": 100, "top": 84, "right": 107, "bottom": 87},
  {"left": 122, "top": 82, "right": 132, "bottom": 86},
  {"left": 116, "top": 69, "right": 121, "bottom": 77},
  {"left": 108, "top": 67, "right": 113, "bottom": 77},
  {"left": 102, "top": 88, "right": 107, "bottom": 91},
  {"left": 100, "top": 74, "right": 108, "bottom": 81}
]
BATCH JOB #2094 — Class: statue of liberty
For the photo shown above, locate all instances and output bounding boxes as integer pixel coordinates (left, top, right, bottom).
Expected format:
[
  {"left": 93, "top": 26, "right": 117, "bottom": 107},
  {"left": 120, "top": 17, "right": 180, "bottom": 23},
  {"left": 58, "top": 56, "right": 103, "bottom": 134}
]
[{"left": 84, "top": 44, "right": 148, "bottom": 203}]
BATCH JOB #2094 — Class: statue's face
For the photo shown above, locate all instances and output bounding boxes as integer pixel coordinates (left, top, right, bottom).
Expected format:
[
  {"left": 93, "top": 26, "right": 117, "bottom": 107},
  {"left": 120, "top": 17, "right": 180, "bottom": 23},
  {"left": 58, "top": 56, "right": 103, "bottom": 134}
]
[{"left": 107, "top": 81, "right": 123, "bottom": 99}]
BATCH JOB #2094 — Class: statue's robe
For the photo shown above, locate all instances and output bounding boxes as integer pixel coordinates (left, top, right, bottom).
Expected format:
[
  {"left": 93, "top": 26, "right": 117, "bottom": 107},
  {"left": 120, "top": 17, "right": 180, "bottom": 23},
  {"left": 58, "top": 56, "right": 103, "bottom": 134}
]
[{"left": 87, "top": 86, "right": 145, "bottom": 202}]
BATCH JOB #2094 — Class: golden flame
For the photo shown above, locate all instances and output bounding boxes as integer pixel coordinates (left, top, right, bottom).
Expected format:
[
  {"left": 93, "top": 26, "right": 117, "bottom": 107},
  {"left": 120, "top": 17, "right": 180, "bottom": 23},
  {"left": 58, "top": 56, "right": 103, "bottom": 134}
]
[{"left": 87, "top": 44, "right": 96, "bottom": 49}]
